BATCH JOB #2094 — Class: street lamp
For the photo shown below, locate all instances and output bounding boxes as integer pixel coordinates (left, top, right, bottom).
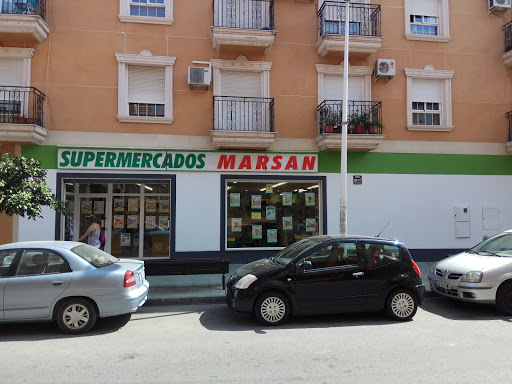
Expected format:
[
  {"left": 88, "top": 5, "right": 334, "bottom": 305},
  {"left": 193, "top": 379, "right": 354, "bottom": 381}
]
[{"left": 340, "top": 0, "right": 350, "bottom": 235}]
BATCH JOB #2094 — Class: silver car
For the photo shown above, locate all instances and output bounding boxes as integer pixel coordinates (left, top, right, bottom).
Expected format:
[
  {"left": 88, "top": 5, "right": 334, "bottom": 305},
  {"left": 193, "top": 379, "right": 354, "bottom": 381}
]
[
  {"left": 0, "top": 241, "right": 149, "bottom": 334},
  {"left": 428, "top": 229, "right": 512, "bottom": 314}
]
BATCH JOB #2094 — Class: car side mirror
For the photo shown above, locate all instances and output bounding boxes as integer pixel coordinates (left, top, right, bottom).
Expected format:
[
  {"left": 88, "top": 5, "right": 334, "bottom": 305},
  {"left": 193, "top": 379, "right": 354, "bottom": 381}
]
[{"left": 298, "top": 260, "right": 312, "bottom": 271}]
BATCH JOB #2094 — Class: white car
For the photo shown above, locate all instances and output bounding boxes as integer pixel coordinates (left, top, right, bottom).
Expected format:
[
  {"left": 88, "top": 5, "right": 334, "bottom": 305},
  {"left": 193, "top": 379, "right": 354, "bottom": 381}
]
[
  {"left": 428, "top": 229, "right": 512, "bottom": 314},
  {"left": 0, "top": 241, "right": 149, "bottom": 334}
]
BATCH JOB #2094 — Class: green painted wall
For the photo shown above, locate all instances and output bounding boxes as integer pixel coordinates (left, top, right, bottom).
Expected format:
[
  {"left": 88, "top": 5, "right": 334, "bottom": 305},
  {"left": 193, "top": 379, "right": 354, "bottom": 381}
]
[{"left": 21, "top": 145, "right": 512, "bottom": 175}]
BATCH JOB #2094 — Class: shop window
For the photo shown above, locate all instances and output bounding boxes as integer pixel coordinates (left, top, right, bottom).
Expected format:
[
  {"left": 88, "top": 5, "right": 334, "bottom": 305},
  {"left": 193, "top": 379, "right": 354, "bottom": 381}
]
[
  {"left": 404, "top": 0, "right": 449, "bottom": 42},
  {"left": 226, "top": 180, "right": 321, "bottom": 249},
  {"left": 119, "top": 0, "right": 174, "bottom": 25}
]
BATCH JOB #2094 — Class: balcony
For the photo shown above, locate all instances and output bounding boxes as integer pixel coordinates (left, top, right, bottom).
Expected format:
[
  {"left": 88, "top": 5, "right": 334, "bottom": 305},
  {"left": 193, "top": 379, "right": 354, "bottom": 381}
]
[
  {"left": 506, "top": 112, "right": 512, "bottom": 154},
  {"left": 0, "top": 86, "right": 47, "bottom": 144},
  {"left": 0, "top": 0, "right": 49, "bottom": 42},
  {"left": 315, "top": 100, "right": 384, "bottom": 152},
  {"left": 503, "top": 21, "right": 512, "bottom": 67},
  {"left": 316, "top": 1, "right": 383, "bottom": 58},
  {"left": 212, "top": 0, "right": 276, "bottom": 54},
  {"left": 211, "top": 96, "right": 276, "bottom": 149}
]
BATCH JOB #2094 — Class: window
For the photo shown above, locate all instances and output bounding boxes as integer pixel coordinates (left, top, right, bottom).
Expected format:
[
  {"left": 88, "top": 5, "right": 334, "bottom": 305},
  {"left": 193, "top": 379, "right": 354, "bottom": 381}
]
[
  {"left": 405, "top": 65, "right": 454, "bottom": 132},
  {"left": 16, "top": 251, "right": 71, "bottom": 276},
  {"left": 324, "top": 21, "right": 361, "bottom": 35},
  {"left": 404, "top": 0, "right": 449, "bottom": 42},
  {"left": 119, "top": 0, "right": 173, "bottom": 25},
  {"left": 410, "top": 15, "right": 438, "bottom": 36},
  {"left": 304, "top": 242, "right": 359, "bottom": 269},
  {"left": 363, "top": 243, "right": 399, "bottom": 267},
  {"left": 225, "top": 179, "right": 322, "bottom": 249},
  {"left": 0, "top": 250, "right": 16, "bottom": 278},
  {"left": 116, "top": 51, "right": 176, "bottom": 124}
]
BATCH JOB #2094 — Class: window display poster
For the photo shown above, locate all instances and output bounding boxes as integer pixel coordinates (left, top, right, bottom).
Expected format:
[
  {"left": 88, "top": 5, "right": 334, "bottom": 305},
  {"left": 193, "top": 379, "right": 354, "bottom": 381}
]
[
  {"left": 266, "top": 184, "right": 273, "bottom": 193},
  {"left": 81, "top": 200, "right": 92, "bottom": 214},
  {"left": 266, "top": 206, "right": 276, "bottom": 221},
  {"left": 267, "top": 229, "right": 278, "bottom": 243},
  {"left": 305, "top": 192, "right": 316, "bottom": 207},
  {"left": 159, "top": 216, "right": 169, "bottom": 230},
  {"left": 282, "top": 192, "right": 293, "bottom": 206},
  {"left": 93, "top": 200, "right": 105, "bottom": 215},
  {"left": 146, "top": 216, "right": 156, "bottom": 229},
  {"left": 251, "top": 195, "right": 261, "bottom": 209},
  {"left": 114, "top": 198, "right": 124, "bottom": 212},
  {"left": 113, "top": 215, "right": 125, "bottom": 229},
  {"left": 271, "top": 194, "right": 280, "bottom": 203},
  {"left": 306, "top": 218, "right": 316, "bottom": 232},
  {"left": 283, "top": 216, "right": 293, "bottom": 230},
  {"left": 120, "top": 233, "right": 131, "bottom": 247},
  {"left": 252, "top": 225, "right": 263, "bottom": 239},
  {"left": 230, "top": 193, "right": 240, "bottom": 207},
  {"left": 159, "top": 199, "right": 170, "bottom": 213},
  {"left": 232, "top": 218, "right": 242, "bottom": 232},
  {"left": 127, "top": 215, "right": 138, "bottom": 229},
  {"left": 146, "top": 199, "right": 156, "bottom": 213},
  {"left": 252, "top": 212, "right": 261, "bottom": 220},
  {"left": 128, "top": 198, "right": 139, "bottom": 212}
]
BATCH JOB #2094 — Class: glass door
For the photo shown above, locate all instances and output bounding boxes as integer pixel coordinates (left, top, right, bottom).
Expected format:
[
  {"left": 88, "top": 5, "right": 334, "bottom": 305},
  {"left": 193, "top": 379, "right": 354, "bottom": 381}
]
[
  {"left": 78, "top": 196, "right": 107, "bottom": 246},
  {"left": 111, "top": 195, "right": 141, "bottom": 258}
]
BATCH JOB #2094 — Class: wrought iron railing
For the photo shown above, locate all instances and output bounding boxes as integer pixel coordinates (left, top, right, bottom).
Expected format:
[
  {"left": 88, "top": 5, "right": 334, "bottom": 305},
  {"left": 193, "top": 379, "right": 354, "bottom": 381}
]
[
  {"left": 0, "top": 0, "right": 46, "bottom": 20},
  {"left": 213, "top": 0, "right": 274, "bottom": 30},
  {"left": 504, "top": 20, "right": 512, "bottom": 53},
  {"left": 0, "top": 86, "right": 45, "bottom": 127},
  {"left": 213, "top": 96, "right": 274, "bottom": 132},
  {"left": 507, "top": 111, "right": 512, "bottom": 141},
  {"left": 318, "top": 1, "right": 381, "bottom": 38},
  {"left": 317, "top": 100, "right": 382, "bottom": 135}
]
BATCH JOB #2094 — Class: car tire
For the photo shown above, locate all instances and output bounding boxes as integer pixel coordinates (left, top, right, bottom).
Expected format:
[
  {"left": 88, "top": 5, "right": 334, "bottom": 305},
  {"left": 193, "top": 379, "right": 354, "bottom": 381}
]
[
  {"left": 385, "top": 289, "right": 417, "bottom": 321},
  {"left": 255, "top": 291, "right": 290, "bottom": 326},
  {"left": 496, "top": 282, "right": 512, "bottom": 315},
  {"left": 56, "top": 298, "right": 97, "bottom": 334}
]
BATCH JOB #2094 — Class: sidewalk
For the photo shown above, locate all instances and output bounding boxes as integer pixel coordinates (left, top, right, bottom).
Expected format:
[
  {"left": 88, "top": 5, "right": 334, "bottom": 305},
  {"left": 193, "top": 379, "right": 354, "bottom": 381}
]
[{"left": 145, "top": 262, "right": 435, "bottom": 307}]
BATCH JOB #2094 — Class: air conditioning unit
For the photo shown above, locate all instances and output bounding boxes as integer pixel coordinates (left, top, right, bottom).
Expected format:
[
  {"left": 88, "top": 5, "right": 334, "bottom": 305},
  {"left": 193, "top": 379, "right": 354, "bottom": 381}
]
[
  {"left": 374, "top": 59, "right": 396, "bottom": 81},
  {"left": 489, "top": 0, "right": 511, "bottom": 13},
  {"left": 188, "top": 66, "right": 211, "bottom": 87}
]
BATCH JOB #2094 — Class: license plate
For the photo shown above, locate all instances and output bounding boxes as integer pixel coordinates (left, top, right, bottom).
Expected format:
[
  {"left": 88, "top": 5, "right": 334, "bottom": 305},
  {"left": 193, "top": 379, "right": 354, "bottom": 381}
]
[{"left": 436, "top": 280, "right": 451, "bottom": 290}]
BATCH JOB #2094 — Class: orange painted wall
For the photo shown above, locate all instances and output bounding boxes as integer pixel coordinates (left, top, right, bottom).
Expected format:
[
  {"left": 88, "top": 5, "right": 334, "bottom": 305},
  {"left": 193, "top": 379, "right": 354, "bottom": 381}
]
[{"left": 1, "top": 0, "right": 511, "bottom": 143}]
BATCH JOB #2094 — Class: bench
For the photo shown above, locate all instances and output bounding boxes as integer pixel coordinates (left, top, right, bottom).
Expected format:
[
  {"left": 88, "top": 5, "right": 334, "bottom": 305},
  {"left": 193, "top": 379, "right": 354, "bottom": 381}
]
[{"left": 143, "top": 258, "right": 230, "bottom": 289}]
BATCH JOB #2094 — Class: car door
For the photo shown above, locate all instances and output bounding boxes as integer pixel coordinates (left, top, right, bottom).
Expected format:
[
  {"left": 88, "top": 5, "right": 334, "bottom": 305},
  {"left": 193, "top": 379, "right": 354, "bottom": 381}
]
[
  {"left": 292, "top": 241, "right": 367, "bottom": 314},
  {"left": 3, "top": 249, "right": 72, "bottom": 320},
  {"left": 361, "top": 242, "right": 402, "bottom": 308},
  {"left": 0, "top": 249, "right": 19, "bottom": 320}
]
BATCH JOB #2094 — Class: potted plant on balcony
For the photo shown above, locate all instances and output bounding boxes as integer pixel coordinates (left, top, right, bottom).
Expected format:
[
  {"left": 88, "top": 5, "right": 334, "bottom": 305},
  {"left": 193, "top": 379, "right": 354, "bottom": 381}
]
[
  {"left": 369, "top": 119, "right": 383, "bottom": 134},
  {"left": 350, "top": 113, "right": 371, "bottom": 134},
  {"left": 324, "top": 109, "right": 339, "bottom": 133}
]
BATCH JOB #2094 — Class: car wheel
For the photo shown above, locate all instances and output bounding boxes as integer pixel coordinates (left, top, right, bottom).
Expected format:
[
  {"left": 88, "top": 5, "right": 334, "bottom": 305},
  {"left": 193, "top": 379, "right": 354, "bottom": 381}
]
[
  {"left": 255, "top": 291, "right": 290, "bottom": 326},
  {"left": 56, "top": 298, "right": 97, "bottom": 334},
  {"left": 386, "top": 289, "right": 417, "bottom": 321},
  {"left": 496, "top": 282, "right": 512, "bottom": 315}
]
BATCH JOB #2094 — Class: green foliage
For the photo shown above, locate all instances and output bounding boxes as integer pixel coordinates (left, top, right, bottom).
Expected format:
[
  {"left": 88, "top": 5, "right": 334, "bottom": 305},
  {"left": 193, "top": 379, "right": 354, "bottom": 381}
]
[{"left": 0, "top": 152, "right": 70, "bottom": 220}]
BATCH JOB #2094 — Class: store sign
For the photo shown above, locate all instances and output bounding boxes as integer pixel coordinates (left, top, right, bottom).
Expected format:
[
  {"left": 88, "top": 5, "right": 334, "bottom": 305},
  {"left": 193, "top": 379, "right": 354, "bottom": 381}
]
[{"left": 57, "top": 149, "right": 318, "bottom": 173}]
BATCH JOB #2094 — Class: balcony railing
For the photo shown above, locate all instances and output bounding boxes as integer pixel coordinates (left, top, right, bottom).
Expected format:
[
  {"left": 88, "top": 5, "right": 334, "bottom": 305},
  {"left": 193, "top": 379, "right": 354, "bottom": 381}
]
[
  {"left": 504, "top": 21, "right": 512, "bottom": 53},
  {"left": 507, "top": 111, "right": 512, "bottom": 141},
  {"left": 0, "top": 86, "right": 45, "bottom": 127},
  {"left": 318, "top": 1, "right": 381, "bottom": 38},
  {"left": 317, "top": 100, "right": 382, "bottom": 135},
  {"left": 0, "top": 0, "right": 46, "bottom": 20},
  {"left": 213, "top": 0, "right": 274, "bottom": 30},
  {"left": 213, "top": 96, "right": 274, "bottom": 132}
]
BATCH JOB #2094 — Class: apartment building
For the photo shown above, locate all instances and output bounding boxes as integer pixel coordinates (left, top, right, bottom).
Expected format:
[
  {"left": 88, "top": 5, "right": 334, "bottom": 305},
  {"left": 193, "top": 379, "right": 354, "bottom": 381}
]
[{"left": 1, "top": 0, "right": 512, "bottom": 262}]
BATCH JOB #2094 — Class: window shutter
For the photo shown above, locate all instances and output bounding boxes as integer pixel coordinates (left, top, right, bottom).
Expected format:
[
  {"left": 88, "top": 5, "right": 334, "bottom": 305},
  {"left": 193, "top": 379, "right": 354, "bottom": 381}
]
[
  {"left": 221, "top": 71, "right": 262, "bottom": 97},
  {"left": 410, "top": 0, "right": 439, "bottom": 16},
  {"left": 128, "top": 65, "right": 165, "bottom": 104},
  {"left": 0, "top": 58, "right": 24, "bottom": 86},
  {"left": 411, "top": 79, "right": 442, "bottom": 102},
  {"left": 324, "top": 75, "right": 363, "bottom": 101}
]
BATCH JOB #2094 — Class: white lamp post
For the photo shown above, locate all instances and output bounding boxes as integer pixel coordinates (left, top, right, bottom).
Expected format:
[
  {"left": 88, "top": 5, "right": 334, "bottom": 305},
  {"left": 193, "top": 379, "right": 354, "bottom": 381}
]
[{"left": 340, "top": 0, "right": 350, "bottom": 235}]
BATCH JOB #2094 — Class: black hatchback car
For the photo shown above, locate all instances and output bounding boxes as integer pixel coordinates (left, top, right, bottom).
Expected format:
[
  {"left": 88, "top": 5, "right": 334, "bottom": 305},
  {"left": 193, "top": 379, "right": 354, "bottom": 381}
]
[{"left": 226, "top": 235, "right": 425, "bottom": 325}]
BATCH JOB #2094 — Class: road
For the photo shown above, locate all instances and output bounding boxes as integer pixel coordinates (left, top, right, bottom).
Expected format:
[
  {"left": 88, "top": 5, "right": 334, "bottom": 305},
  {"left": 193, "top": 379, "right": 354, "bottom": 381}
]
[{"left": 0, "top": 297, "right": 511, "bottom": 384}]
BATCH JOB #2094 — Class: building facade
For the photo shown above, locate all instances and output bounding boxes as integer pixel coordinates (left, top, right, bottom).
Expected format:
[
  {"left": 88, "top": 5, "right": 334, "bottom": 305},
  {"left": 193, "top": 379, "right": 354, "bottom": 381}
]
[{"left": 1, "top": 0, "right": 512, "bottom": 262}]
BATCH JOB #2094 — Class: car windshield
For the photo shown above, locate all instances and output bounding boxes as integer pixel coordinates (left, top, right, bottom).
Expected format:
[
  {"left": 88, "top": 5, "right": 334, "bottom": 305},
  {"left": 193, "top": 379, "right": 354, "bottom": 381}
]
[
  {"left": 72, "top": 244, "right": 118, "bottom": 267},
  {"left": 273, "top": 238, "right": 323, "bottom": 265},
  {"left": 472, "top": 233, "right": 512, "bottom": 257}
]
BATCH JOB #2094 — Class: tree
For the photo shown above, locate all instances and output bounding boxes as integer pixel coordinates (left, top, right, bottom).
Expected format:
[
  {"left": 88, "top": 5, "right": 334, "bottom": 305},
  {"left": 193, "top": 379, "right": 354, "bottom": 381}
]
[{"left": 0, "top": 152, "right": 69, "bottom": 220}]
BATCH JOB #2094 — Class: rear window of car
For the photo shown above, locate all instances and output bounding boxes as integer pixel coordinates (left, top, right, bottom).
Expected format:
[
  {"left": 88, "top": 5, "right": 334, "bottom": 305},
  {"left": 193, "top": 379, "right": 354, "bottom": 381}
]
[{"left": 71, "top": 244, "right": 118, "bottom": 267}]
